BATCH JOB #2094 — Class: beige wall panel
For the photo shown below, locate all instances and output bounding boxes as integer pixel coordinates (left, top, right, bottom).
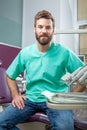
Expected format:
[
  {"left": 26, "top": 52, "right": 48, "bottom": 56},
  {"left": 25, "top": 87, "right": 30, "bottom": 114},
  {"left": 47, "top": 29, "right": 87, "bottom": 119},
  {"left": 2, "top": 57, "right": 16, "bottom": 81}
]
[{"left": 78, "top": 0, "right": 87, "bottom": 20}]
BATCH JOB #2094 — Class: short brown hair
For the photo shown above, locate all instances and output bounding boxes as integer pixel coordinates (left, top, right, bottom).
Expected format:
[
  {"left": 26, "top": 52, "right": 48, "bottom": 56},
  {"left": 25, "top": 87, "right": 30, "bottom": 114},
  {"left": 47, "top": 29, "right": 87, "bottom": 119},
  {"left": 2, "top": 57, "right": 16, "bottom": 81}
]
[{"left": 34, "top": 10, "right": 55, "bottom": 28}]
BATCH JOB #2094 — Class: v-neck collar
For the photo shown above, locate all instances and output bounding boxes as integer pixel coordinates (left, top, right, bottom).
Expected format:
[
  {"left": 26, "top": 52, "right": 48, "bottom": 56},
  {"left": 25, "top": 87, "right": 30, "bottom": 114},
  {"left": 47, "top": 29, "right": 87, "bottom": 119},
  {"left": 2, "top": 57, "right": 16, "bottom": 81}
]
[{"left": 35, "top": 42, "right": 54, "bottom": 56}]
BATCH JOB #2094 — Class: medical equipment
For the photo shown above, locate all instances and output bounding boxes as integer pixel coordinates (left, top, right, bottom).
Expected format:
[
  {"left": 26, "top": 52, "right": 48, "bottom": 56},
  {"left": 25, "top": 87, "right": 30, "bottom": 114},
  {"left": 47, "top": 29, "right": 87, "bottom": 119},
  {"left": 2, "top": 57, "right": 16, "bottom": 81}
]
[
  {"left": 62, "top": 65, "right": 87, "bottom": 87},
  {"left": 42, "top": 90, "right": 87, "bottom": 110}
]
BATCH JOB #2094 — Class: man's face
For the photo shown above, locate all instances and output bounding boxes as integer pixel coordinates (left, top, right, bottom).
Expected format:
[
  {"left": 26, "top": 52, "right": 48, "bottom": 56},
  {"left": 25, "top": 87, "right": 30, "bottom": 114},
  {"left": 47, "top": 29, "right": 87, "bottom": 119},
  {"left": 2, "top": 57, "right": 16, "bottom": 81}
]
[{"left": 34, "top": 18, "right": 54, "bottom": 46}]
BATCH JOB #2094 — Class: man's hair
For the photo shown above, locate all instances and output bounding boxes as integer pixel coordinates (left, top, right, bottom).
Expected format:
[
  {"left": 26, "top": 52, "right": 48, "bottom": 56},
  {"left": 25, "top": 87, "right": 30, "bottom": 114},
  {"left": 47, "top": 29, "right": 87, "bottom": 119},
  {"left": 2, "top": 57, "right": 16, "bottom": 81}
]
[{"left": 34, "top": 10, "right": 55, "bottom": 28}]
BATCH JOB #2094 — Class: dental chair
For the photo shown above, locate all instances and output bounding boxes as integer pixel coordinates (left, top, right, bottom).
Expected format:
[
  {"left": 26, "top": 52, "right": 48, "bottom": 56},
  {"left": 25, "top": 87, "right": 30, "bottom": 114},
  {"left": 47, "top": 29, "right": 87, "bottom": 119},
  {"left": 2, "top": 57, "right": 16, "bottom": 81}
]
[
  {"left": 0, "top": 60, "right": 87, "bottom": 130},
  {"left": 0, "top": 60, "right": 12, "bottom": 104}
]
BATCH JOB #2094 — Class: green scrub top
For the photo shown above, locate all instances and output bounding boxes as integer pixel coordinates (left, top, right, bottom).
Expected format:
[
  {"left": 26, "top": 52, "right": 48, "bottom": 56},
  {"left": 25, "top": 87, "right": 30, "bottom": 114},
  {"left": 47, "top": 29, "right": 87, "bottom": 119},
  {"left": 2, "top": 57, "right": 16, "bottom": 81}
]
[{"left": 6, "top": 43, "right": 84, "bottom": 102}]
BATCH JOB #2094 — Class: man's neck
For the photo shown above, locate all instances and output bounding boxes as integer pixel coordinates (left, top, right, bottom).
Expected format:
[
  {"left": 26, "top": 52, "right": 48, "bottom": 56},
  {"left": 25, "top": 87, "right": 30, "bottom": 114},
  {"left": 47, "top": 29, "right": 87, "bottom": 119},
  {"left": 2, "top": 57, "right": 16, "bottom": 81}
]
[{"left": 37, "top": 42, "right": 51, "bottom": 53}]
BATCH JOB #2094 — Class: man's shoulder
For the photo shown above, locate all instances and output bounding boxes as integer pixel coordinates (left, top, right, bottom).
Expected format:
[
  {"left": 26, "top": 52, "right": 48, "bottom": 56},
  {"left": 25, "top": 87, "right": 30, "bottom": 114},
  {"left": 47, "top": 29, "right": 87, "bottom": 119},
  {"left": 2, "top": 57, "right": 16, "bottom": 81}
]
[{"left": 53, "top": 42, "right": 69, "bottom": 51}]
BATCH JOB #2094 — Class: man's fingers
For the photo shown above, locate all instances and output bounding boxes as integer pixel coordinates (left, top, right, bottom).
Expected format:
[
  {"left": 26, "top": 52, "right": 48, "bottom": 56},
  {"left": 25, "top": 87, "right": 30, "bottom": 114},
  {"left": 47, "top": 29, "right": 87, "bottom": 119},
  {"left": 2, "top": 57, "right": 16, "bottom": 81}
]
[
  {"left": 12, "top": 95, "right": 26, "bottom": 109},
  {"left": 22, "top": 95, "right": 26, "bottom": 100},
  {"left": 12, "top": 100, "right": 16, "bottom": 107}
]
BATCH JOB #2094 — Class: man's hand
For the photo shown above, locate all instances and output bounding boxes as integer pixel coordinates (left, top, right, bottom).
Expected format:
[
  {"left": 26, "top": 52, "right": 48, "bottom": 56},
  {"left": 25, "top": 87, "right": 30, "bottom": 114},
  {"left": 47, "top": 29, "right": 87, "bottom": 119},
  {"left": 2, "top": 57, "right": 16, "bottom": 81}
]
[
  {"left": 70, "top": 65, "right": 87, "bottom": 86},
  {"left": 12, "top": 95, "right": 26, "bottom": 109},
  {"left": 6, "top": 75, "right": 26, "bottom": 109},
  {"left": 78, "top": 71, "right": 87, "bottom": 86}
]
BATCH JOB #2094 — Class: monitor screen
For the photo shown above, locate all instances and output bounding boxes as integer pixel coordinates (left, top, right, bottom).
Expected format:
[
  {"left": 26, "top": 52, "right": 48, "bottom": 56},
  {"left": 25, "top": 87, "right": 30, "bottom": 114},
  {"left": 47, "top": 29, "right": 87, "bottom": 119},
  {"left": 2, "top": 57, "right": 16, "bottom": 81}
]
[{"left": 78, "top": 55, "right": 85, "bottom": 62}]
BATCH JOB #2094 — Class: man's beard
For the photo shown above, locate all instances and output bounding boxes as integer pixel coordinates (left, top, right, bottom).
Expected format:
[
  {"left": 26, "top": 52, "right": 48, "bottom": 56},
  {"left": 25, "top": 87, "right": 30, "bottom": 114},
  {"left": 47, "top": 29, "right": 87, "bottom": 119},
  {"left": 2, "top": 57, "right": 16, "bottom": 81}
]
[{"left": 35, "top": 33, "right": 53, "bottom": 46}]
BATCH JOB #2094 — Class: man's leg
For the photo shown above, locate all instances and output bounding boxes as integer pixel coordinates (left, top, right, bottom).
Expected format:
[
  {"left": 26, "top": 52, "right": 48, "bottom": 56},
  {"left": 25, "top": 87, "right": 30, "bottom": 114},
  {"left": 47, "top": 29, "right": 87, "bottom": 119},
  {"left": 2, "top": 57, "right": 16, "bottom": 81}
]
[
  {"left": 46, "top": 109, "right": 74, "bottom": 130},
  {"left": 0, "top": 99, "right": 37, "bottom": 130}
]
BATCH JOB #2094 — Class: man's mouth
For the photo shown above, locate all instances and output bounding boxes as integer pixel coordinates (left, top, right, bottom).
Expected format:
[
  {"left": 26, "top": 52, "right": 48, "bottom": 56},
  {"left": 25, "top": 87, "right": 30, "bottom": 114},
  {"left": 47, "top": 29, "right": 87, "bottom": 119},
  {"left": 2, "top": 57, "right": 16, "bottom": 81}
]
[{"left": 40, "top": 35, "right": 48, "bottom": 38}]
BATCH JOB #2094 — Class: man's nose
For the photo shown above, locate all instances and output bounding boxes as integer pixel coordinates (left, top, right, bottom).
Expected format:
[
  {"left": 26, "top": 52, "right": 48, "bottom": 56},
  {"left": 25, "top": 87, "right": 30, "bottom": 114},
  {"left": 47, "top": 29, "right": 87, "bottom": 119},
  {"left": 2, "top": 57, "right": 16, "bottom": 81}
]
[{"left": 42, "top": 27, "right": 47, "bottom": 33}]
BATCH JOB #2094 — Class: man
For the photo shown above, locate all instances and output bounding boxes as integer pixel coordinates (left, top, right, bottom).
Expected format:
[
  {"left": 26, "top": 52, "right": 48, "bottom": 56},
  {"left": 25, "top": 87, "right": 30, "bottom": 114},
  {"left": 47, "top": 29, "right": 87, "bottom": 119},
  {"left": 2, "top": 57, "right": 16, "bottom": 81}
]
[{"left": 0, "top": 10, "right": 86, "bottom": 130}]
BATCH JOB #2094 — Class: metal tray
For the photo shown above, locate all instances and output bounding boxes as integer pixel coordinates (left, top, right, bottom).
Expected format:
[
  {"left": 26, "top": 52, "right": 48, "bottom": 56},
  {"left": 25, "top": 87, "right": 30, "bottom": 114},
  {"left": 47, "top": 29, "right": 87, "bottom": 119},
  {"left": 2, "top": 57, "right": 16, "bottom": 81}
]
[{"left": 46, "top": 92, "right": 87, "bottom": 110}]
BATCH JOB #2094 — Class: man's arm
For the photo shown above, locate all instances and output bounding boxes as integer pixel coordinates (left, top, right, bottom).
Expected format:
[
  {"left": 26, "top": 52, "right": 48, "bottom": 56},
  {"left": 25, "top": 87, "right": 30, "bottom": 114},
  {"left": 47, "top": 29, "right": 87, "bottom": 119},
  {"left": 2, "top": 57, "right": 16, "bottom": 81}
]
[
  {"left": 62, "top": 65, "right": 87, "bottom": 92},
  {"left": 6, "top": 75, "right": 26, "bottom": 109},
  {"left": 70, "top": 65, "right": 87, "bottom": 92},
  {"left": 73, "top": 83, "right": 86, "bottom": 92}
]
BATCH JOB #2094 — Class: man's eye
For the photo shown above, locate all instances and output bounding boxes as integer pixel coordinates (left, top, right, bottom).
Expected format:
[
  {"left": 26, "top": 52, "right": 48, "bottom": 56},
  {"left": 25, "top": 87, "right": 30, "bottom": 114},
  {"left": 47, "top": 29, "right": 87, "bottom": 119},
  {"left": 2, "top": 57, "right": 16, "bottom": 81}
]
[
  {"left": 46, "top": 26, "right": 51, "bottom": 30},
  {"left": 38, "top": 26, "right": 43, "bottom": 29},
  {"left": 37, "top": 26, "right": 51, "bottom": 30}
]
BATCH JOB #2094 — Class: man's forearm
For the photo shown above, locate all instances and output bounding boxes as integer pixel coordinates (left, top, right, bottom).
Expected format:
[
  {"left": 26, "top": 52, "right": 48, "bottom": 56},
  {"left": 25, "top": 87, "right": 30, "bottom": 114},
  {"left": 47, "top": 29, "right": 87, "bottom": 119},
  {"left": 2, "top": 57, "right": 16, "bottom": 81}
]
[
  {"left": 6, "top": 75, "right": 19, "bottom": 98},
  {"left": 73, "top": 82, "right": 86, "bottom": 92}
]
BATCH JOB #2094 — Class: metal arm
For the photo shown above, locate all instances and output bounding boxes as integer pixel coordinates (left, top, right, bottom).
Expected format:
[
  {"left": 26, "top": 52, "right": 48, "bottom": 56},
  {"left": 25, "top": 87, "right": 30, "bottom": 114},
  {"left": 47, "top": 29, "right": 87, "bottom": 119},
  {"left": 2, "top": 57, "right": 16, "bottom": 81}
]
[{"left": 62, "top": 65, "right": 87, "bottom": 87}]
